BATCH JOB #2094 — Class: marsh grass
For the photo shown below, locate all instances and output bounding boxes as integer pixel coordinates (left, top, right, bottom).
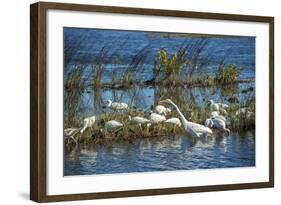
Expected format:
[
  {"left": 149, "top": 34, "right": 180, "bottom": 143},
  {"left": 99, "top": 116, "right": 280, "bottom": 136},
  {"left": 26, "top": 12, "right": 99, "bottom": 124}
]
[
  {"left": 64, "top": 35, "right": 255, "bottom": 147},
  {"left": 65, "top": 95, "right": 255, "bottom": 146},
  {"left": 64, "top": 37, "right": 251, "bottom": 93},
  {"left": 215, "top": 64, "right": 240, "bottom": 85},
  {"left": 64, "top": 65, "right": 85, "bottom": 92},
  {"left": 228, "top": 96, "right": 255, "bottom": 131},
  {"left": 121, "top": 72, "right": 135, "bottom": 88}
]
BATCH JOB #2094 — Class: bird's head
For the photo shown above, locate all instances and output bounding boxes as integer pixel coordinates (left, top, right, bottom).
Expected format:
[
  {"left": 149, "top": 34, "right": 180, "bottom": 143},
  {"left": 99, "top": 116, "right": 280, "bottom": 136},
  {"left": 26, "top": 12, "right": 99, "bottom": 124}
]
[
  {"left": 106, "top": 100, "right": 112, "bottom": 106},
  {"left": 205, "top": 118, "right": 214, "bottom": 128},
  {"left": 207, "top": 100, "right": 214, "bottom": 106},
  {"left": 159, "top": 99, "right": 173, "bottom": 105}
]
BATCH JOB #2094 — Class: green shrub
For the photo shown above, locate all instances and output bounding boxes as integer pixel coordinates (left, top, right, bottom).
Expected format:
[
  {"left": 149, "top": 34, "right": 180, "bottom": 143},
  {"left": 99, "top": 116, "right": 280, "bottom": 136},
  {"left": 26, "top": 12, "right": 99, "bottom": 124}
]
[
  {"left": 216, "top": 64, "right": 240, "bottom": 85},
  {"left": 153, "top": 48, "right": 186, "bottom": 85}
]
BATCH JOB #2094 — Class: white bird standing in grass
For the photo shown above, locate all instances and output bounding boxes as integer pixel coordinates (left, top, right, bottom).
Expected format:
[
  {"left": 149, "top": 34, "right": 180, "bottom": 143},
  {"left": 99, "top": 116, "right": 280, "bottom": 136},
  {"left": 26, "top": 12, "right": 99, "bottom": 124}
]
[
  {"left": 106, "top": 100, "right": 128, "bottom": 111},
  {"left": 210, "top": 111, "right": 226, "bottom": 122},
  {"left": 104, "top": 120, "right": 123, "bottom": 131},
  {"left": 235, "top": 107, "right": 254, "bottom": 118},
  {"left": 149, "top": 112, "right": 166, "bottom": 123},
  {"left": 205, "top": 117, "right": 230, "bottom": 136},
  {"left": 129, "top": 116, "right": 150, "bottom": 126},
  {"left": 165, "top": 117, "right": 182, "bottom": 127},
  {"left": 80, "top": 115, "right": 96, "bottom": 133},
  {"left": 155, "top": 105, "right": 171, "bottom": 115},
  {"left": 208, "top": 100, "right": 228, "bottom": 113},
  {"left": 160, "top": 99, "right": 212, "bottom": 138},
  {"left": 64, "top": 128, "right": 80, "bottom": 144},
  {"left": 204, "top": 119, "right": 214, "bottom": 128}
]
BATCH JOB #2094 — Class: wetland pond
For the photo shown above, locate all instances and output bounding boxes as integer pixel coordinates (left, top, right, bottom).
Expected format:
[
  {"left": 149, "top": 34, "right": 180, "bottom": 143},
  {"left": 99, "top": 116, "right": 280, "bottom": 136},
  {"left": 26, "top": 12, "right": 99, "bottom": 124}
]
[
  {"left": 64, "top": 132, "right": 255, "bottom": 175},
  {"left": 63, "top": 28, "right": 255, "bottom": 176}
]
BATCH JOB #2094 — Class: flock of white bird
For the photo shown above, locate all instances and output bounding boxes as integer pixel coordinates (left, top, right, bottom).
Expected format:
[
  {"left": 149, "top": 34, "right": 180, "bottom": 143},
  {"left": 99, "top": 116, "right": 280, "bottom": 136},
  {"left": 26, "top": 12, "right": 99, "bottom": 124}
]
[{"left": 64, "top": 98, "right": 240, "bottom": 144}]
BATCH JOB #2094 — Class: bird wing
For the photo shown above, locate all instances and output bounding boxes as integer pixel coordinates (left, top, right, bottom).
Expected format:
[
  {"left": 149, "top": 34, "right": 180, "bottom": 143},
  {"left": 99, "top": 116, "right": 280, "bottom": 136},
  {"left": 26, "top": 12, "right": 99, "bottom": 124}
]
[
  {"left": 221, "top": 103, "right": 229, "bottom": 108},
  {"left": 213, "top": 118, "right": 226, "bottom": 129},
  {"left": 187, "top": 121, "right": 213, "bottom": 134},
  {"left": 186, "top": 126, "right": 201, "bottom": 138}
]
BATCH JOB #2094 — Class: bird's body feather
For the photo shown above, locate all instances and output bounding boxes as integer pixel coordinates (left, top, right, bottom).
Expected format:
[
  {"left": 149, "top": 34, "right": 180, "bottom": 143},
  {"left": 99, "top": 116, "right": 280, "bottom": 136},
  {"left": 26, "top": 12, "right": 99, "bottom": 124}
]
[
  {"left": 155, "top": 105, "right": 171, "bottom": 115},
  {"left": 159, "top": 99, "right": 213, "bottom": 138},
  {"left": 80, "top": 116, "right": 96, "bottom": 133},
  {"left": 130, "top": 116, "right": 150, "bottom": 124},
  {"left": 106, "top": 100, "right": 128, "bottom": 110},
  {"left": 165, "top": 117, "right": 181, "bottom": 126},
  {"left": 105, "top": 120, "right": 123, "bottom": 130},
  {"left": 149, "top": 113, "right": 166, "bottom": 123}
]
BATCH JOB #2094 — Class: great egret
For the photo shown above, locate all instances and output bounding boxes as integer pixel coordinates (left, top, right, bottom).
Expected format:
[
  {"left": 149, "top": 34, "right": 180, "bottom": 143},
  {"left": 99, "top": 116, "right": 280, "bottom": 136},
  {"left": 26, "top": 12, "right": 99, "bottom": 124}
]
[
  {"left": 204, "top": 119, "right": 214, "bottom": 128},
  {"left": 208, "top": 100, "right": 229, "bottom": 111},
  {"left": 159, "top": 99, "right": 212, "bottom": 138},
  {"left": 129, "top": 116, "right": 150, "bottom": 126},
  {"left": 105, "top": 120, "right": 123, "bottom": 131},
  {"left": 149, "top": 112, "right": 166, "bottom": 123},
  {"left": 210, "top": 111, "right": 226, "bottom": 122},
  {"left": 155, "top": 105, "right": 171, "bottom": 115},
  {"left": 106, "top": 100, "right": 128, "bottom": 110},
  {"left": 235, "top": 108, "right": 254, "bottom": 118},
  {"left": 64, "top": 128, "right": 80, "bottom": 144},
  {"left": 165, "top": 117, "right": 181, "bottom": 127},
  {"left": 205, "top": 118, "right": 230, "bottom": 136},
  {"left": 211, "top": 111, "right": 219, "bottom": 116},
  {"left": 80, "top": 115, "right": 96, "bottom": 133}
]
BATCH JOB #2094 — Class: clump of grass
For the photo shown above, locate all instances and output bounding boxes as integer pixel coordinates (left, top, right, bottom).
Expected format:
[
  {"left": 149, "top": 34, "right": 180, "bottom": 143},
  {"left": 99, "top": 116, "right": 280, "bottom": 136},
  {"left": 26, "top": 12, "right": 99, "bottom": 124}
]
[
  {"left": 215, "top": 64, "right": 240, "bottom": 85},
  {"left": 64, "top": 83, "right": 84, "bottom": 129},
  {"left": 121, "top": 72, "right": 135, "bottom": 87},
  {"left": 228, "top": 96, "right": 255, "bottom": 131},
  {"left": 187, "top": 75, "right": 216, "bottom": 87},
  {"left": 64, "top": 65, "right": 85, "bottom": 92},
  {"left": 92, "top": 63, "right": 105, "bottom": 89},
  {"left": 153, "top": 48, "right": 186, "bottom": 86}
]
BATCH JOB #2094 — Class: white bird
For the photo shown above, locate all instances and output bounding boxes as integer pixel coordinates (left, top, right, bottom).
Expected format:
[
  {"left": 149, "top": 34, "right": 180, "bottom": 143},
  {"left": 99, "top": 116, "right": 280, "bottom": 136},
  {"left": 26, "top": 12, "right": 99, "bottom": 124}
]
[
  {"left": 155, "top": 105, "right": 171, "bottom": 115},
  {"left": 105, "top": 120, "right": 123, "bottom": 131},
  {"left": 210, "top": 111, "right": 226, "bottom": 122},
  {"left": 64, "top": 128, "right": 80, "bottom": 144},
  {"left": 235, "top": 108, "right": 254, "bottom": 118},
  {"left": 129, "top": 116, "right": 150, "bottom": 126},
  {"left": 80, "top": 115, "right": 96, "bottom": 133},
  {"left": 208, "top": 100, "right": 229, "bottom": 111},
  {"left": 204, "top": 119, "right": 214, "bottom": 128},
  {"left": 160, "top": 99, "right": 212, "bottom": 138},
  {"left": 165, "top": 117, "right": 182, "bottom": 127},
  {"left": 149, "top": 113, "right": 166, "bottom": 123},
  {"left": 106, "top": 100, "right": 128, "bottom": 110},
  {"left": 205, "top": 118, "right": 230, "bottom": 136},
  {"left": 211, "top": 111, "right": 219, "bottom": 116}
]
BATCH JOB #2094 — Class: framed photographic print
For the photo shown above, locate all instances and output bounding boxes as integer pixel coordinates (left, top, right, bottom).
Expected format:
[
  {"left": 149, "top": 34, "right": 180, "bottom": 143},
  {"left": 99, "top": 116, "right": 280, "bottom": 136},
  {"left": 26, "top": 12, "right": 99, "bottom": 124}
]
[{"left": 30, "top": 2, "right": 274, "bottom": 202}]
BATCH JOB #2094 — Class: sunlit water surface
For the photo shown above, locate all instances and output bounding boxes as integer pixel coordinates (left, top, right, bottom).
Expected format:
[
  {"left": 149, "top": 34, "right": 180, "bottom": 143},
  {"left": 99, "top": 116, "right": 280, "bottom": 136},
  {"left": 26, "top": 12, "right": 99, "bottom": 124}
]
[{"left": 64, "top": 132, "right": 255, "bottom": 176}]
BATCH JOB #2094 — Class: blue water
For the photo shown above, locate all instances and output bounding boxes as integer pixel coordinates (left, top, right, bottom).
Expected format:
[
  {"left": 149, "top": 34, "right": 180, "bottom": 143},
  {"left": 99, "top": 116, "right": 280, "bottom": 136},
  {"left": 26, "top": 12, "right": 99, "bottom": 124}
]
[
  {"left": 63, "top": 27, "right": 255, "bottom": 176},
  {"left": 64, "top": 132, "right": 255, "bottom": 176},
  {"left": 64, "top": 28, "right": 255, "bottom": 81}
]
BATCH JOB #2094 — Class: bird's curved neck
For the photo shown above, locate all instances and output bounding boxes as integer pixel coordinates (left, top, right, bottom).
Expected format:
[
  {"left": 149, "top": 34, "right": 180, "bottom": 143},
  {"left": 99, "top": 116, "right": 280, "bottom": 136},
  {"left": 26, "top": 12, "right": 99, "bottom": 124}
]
[{"left": 169, "top": 101, "right": 188, "bottom": 126}]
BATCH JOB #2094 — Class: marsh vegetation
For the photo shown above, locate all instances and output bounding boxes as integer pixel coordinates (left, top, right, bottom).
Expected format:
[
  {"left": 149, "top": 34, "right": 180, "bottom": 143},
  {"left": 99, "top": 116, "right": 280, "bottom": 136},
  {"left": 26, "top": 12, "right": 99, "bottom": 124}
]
[{"left": 63, "top": 28, "right": 255, "bottom": 175}]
